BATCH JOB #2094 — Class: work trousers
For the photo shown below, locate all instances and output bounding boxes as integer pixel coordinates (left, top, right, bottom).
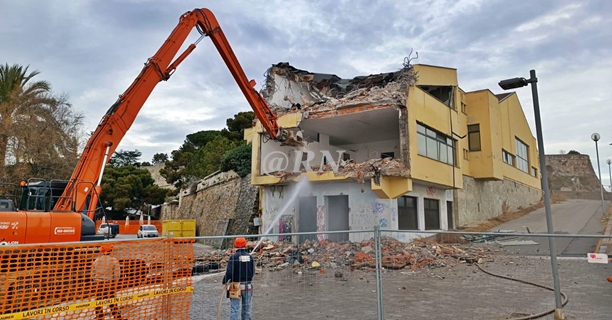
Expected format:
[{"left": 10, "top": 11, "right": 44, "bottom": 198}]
[
  {"left": 230, "top": 284, "right": 253, "bottom": 320},
  {"left": 94, "top": 280, "right": 123, "bottom": 320}
]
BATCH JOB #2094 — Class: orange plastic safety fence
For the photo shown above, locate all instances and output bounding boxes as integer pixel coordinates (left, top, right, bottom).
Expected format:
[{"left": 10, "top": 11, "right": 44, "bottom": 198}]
[{"left": 0, "top": 238, "right": 194, "bottom": 320}]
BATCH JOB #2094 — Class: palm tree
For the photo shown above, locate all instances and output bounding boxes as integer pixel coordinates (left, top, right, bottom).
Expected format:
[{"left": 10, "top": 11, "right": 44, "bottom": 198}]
[{"left": 0, "top": 63, "right": 52, "bottom": 178}]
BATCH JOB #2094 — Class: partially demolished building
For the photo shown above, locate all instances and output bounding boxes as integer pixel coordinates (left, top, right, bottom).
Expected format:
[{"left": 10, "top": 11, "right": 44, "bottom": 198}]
[{"left": 244, "top": 61, "right": 543, "bottom": 243}]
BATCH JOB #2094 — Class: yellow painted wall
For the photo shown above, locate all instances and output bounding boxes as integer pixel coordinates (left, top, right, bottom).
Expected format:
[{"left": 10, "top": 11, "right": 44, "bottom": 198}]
[
  {"left": 407, "top": 69, "right": 464, "bottom": 188},
  {"left": 413, "top": 64, "right": 458, "bottom": 86},
  {"left": 457, "top": 89, "right": 471, "bottom": 174},
  {"left": 496, "top": 94, "right": 541, "bottom": 189},
  {"left": 464, "top": 90, "right": 503, "bottom": 180}
]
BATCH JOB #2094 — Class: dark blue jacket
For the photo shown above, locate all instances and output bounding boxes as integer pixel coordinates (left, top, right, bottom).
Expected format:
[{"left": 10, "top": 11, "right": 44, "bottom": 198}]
[{"left": 222, "top": 248, "right": 254, "bottom": 284}]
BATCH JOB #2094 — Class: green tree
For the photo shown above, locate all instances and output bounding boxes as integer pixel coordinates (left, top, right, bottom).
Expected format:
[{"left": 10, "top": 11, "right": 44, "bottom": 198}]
[
  {"left": 109, "top": 149, "right": 142, "bottom": 167},
  {"left": 220, "top": 142, "right": 252, "bottom": 177},
  {"left": 186, "top": 130, "right": 221, "bottom": 148},
  {"left": 160, "top": 147, "right": 195, "bottom": 190},
  {"left": 160, "top": 112, "right": 255, "bottom": 189},
  {"left": 186, "top": 135, "right": 238, "bottom": 178},
  {"left": 99, "top": 165, "right": 170, "bottom": 219},
  {"left": 0, "top": 63, "right": 52, "bottom": 176},
  {"left": 0, "top": 64, "right": 83, "bottom": 181},
  {"left": 221, "top": 111, "right": 255, "bottom": 141},
  {"left": 152, "top": 152, "right": 168, "bottom": 164}
]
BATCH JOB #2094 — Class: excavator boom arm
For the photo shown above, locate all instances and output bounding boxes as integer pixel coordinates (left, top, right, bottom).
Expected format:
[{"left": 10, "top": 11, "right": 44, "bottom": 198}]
[{"left": 54, "top": 8, "right": 284, "bottom": 215}]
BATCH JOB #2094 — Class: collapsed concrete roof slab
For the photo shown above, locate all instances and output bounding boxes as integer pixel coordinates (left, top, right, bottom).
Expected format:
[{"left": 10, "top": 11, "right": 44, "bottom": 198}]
[{"left": 260, "top": 62, "right": 417, "bottom": 116}]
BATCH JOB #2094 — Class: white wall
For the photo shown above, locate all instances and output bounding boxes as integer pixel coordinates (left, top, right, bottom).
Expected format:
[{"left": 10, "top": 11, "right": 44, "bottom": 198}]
[
  {"left": 260, "top": 180, "right": 453, "bottom": 243},
  {"left": 266, "top": 73, "right": 318, "bottom": 110},
  {"left": 337, "top": 139, "right": 400, "bottom": 162},
  {"left": 260, "top": 133, "right": 350, "bottom": 174},
  {"left": 385, "top": 183, "right": 453, "bottom": 242},
  {"left": 261, "top": 180, "right": 393, "bottom": 242}
]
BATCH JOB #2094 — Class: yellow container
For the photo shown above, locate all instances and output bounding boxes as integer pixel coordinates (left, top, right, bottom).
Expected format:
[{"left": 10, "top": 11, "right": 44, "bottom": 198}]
[{"left": 162, "top": 220, "right": 196, "bottom": 237}]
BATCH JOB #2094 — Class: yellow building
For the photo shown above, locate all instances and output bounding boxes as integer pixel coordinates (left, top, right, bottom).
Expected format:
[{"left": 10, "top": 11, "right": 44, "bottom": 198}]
[{"left": 244, "top": 62, "right": 542, "bottom": 242}]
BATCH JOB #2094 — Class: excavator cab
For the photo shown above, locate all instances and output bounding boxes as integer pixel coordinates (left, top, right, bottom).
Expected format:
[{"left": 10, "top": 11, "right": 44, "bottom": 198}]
[{"left": 0, "top": 179, "right": 103, "bottom": 244}]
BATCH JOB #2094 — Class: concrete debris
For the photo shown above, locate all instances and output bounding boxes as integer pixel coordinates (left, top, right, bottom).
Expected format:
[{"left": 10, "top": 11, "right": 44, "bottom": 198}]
[
  {"left": 260, "top": 61, "right": 418, "bottom": 115},
  {"left": 267, "top": 157, "right": 410, "bottom": 181},
  {"left": 196, "top": 237, "right": 501, "bottom": 275}
]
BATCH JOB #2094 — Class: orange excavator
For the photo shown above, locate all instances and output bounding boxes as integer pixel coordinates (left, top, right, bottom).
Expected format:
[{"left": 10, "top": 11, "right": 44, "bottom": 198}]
[{"left": 0, "top": 8, "right": 303, "bottom": 245}]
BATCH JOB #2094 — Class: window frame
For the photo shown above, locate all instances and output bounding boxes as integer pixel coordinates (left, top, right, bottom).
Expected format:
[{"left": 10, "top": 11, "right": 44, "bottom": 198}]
[
  {"left": 397, "top": 196, "right": 418, "bottom": 230},
  {"left": 424, "top": 198, "right": 440, "bottom": 230},
  {"left": 417, "top": 123, "right": 456, "bottom": 166},
  {"left": 502, "top": 149, "right": 515, "bottom": 166},
  {"left": 467, "top": 124, "right": 481, "bottom": 152},
  {"left": 515, "top": 138, "right": 529, "bottom": 173}
]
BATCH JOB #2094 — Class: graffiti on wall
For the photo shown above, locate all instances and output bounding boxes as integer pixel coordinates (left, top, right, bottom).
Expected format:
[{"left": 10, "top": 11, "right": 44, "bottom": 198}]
[
  {"left": 279, "top": 215, "right": 293, "bottom": 242},
  {"left": 316, "top": 205, "right": 325, "bottom": 241},
  {"left": 391, "top": 207, "right": 397, "bottom": 222},
  {"left": 379, "top": 218, "right": 388, "bottom": 228},
  {"left": 426, "top": 187, "right": 436, "bottom": 197},
  {"left": 371, "top": 202, "right": 388, "bottom": 215}
]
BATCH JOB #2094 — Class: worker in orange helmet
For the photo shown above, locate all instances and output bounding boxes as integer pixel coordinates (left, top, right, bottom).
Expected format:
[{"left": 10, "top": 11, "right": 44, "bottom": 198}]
[
  {"left": 92, "top": 244, "right": 123, "bottom": 320},
  {"left": 222, "top": 237, "right": 254, "bottom": 320}
]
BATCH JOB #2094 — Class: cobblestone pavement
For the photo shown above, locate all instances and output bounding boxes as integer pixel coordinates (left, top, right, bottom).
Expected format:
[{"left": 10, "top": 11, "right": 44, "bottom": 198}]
[{"left": 189, "top": 253, "right": 612, "bottom": 319}]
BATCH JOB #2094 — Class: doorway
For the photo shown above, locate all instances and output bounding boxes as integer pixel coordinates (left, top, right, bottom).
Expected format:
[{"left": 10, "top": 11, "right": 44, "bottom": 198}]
[
  {"left": 298, "top": 196, "right": 317, "bottom": 243},
  {"left": 447, "top": 201, "right": 454, "bottom": 230},
  {"left": 326, "top": 195, "right": 349, "bottom": 242}
]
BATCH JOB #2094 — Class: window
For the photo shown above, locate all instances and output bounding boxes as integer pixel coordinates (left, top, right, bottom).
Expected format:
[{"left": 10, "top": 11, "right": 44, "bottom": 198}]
[
  {"left": 418, "top": 85, "right": 455, "bottom": 109},
  {"left": 417, "top": 123, "right": 455, "bottom": 166},
  {"left": 398, "top": 196, "right": 418, "bottom": 230},
  {"left": 424, "top": 198, "right": 440, "bottom": 230},
  {"left": 467, "top": 124, "right": 481, "bottom": 151},
  {"left": 381, "top": 152, "right": 394, "bottom": 159},
  {"left": 516, "top": 138, "right": 529, "bottom": 173},
  {"left": 531, "top": 166, "right": 537, "bottom": 177},
  {"left": 461, "top": 102, "right": 467, "bottom": 114},
  {"left": 463, "top": 148, "right": 469, "bottom": 160},
  {"left": 502, "top": 150, "right": 515, "bottom": 166}
]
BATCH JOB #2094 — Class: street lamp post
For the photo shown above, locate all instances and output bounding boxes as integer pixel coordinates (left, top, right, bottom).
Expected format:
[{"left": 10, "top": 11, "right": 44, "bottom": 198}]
[
  {"left": 591, "top": 133, "right": 605, "bottom": 215},
  {"left": 607, "top": 159, "right": 611, "bottom": 201},
  {"left": 499, "top": 70, "right": 565, "bottom": 320}
]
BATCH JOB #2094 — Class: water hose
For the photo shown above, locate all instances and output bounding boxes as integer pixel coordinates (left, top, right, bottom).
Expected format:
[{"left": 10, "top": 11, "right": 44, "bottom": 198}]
[{"left": 475, "top": 263, "right": 568, "bottom": 320}]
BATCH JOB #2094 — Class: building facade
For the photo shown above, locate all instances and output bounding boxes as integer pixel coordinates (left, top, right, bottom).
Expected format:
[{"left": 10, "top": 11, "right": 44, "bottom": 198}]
[{"left": 244, "top": 62, "right": 542, "bottom": 243}]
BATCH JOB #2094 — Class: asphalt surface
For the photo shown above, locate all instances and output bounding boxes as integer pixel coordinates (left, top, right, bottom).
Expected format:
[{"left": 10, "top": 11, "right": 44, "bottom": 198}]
[
  {"left": 486, "top": 199, "right": 610, "bottom": 257},
  {"left": 188, "top": 199, "right": 612, "bottom": 319}
]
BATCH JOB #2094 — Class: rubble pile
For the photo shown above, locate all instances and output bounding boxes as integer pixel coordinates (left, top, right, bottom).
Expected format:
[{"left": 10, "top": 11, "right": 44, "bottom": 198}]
[
  {"left": 197, "top": 236, "right": 501, "bottom": 274},
  {"left": 268, "top": 157, "right": 410, "bottom": 181},
  {"left": 261, "top": 61, "right": 418, "bottom": 115}
]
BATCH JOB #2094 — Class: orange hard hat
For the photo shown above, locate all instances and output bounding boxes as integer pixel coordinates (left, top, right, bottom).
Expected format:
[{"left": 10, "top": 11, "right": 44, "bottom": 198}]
[
  {"left": 234, "top": 237, "right": 247, "bottom": 248},
  {"left": 100, "top": 244, "right": 114, "bottom": 253}
]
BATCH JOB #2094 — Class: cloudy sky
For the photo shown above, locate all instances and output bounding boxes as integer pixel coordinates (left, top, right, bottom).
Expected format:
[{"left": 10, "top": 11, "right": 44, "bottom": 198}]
[{"left": 1, "top": 0, "right": 611, "bottom": 189}]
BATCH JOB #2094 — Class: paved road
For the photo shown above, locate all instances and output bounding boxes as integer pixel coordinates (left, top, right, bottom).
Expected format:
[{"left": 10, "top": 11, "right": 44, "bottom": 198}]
[{"left": 486, "top": 199, "right": 610, "bottom": 257}]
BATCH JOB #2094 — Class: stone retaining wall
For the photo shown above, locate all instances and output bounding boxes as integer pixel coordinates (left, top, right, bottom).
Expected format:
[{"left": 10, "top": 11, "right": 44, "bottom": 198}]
[
  {"left": 455, "top": 175, "right": 542, "bottom": 227},
  {"left": 160, "top": 172, "right": 258, "bottom": 238}
]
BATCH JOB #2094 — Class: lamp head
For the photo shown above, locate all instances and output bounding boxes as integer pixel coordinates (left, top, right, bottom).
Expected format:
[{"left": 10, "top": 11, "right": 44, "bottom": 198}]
[
  {"left": 591, "top": 133, "right": 600, "bottom": 142},
  {"left": 498, "top": 77, "right": 529, "bottom": 90},
  {"left": 607, "top": 159, "right": 611, "bottom": 165}
]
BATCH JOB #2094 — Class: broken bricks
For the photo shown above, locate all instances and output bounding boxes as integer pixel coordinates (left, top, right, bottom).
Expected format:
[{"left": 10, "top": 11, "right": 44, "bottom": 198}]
[{"left": 196, "top": 236, "right": 498, "bottom": 275}]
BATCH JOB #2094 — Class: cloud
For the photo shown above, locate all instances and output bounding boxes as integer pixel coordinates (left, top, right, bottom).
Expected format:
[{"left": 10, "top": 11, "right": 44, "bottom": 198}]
[{"left": 1, "top": 0, "right": 611, "bottom": 184}]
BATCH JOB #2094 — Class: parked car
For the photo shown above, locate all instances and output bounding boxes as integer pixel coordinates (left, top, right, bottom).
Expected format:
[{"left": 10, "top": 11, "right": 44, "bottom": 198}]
[
  {"left": 137, "top": 225, "right": 159, "bottom": 238},
  {"left": 97, "top": 223, "right": 120, "bottom": 238}
]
